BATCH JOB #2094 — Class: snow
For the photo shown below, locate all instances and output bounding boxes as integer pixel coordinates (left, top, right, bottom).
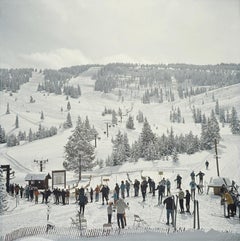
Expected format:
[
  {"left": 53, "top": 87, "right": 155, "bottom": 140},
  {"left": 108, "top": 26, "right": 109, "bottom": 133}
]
[{"left": 0, "top": 71, "right": 240, "bottom": 241}]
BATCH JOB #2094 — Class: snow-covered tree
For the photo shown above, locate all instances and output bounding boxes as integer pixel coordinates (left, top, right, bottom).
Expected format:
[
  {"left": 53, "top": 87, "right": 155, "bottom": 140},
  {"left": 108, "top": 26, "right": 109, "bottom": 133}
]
[
  {"left": 63, "top": 112, "right": 73, "bottom": 129},
  {"left": 112, "top": 110, "right": 118, "bottom": 125},
  {"left": 137, "top": 110, "right": 144, "bottom": 123},
  {"left": 0, "top": 168, "right": 8, "bottom": 214},
  {"left": 126, "top": 115, "right": 134, "bottom": 129},
  {"left": 67, "top": 101, "right": 71, "bottom": 111},
  {"left": 230, "top": 107, "right": 240, "bottom": 134},
  {"left": 0, "top": 125, "right": 6, "bottom": 143},
  {"left": 7, "top": 134, "right": 18, "bottom": 147},
  {"left": 40, "top": 111, "right": 44, "bottom": 120},
  {"left": 64, "top": 120, "right": 95, "bottom": 180},
  {"left": 15, "top": 115, "right": 19, "bottom": 128}
]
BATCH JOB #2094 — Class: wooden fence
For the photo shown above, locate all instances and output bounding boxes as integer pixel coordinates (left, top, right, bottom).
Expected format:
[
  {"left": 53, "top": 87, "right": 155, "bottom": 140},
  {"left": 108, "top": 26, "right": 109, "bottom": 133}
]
[{"left": 3, "top": 225, "right": 186, "bottom": 241}]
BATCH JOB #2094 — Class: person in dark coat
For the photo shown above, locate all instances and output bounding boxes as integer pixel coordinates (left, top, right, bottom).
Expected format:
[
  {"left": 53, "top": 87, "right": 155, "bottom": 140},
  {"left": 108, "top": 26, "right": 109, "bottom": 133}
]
[
  {"left": 125, "top": 180, "right": 130, "bottom": 197},
  {"left": 90, "top": 188, "right": 93, "bottom": 203},
  {"left": 78, "top": 187, "right": 87, "bottom": 215},
  {"left": 115, "top": 183, "right": 120, "bottom": 200},
  {"left": 141, "top": 179, "right": 148, "bottom": 202},
  {"left": 163, "top": 196, "right": 175, "bottom": 225},
  {"left": 155, "top": 182, "right": 165, "bottom": 205},
  {"left": 133, "top": 179, "right": 140, "bottom": 197},
  {"left": 61, "top": 189, "right": 66, "bottom": 205},
  {"left": 101, "top": 185, "right": 109, "bottom": 205},
  {"left": 185, "top": 190, "right": 191, "bottom": 213},
  {"left": 196, "top": 171, "right": 205, "bottom": 186},
  {"left": 174, "top": 174, "right": 182, "bottom": 189}
]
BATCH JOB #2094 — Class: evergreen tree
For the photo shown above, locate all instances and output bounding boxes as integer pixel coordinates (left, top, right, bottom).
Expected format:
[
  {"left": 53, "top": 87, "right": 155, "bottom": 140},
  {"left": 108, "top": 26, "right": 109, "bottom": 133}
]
[
  {"left": 112, "top": 110, "right": 117, "bottom": 125},
  {"left": 118, "top": 108, "right": 123, "bottom": 122},
  {"left": 28, "top": 128, "right": 33, "bottom": 142},
  {"left": 7, "top": 134, "right": 18, "bottom": 147},
  {"left": 40, "top": 111, "right": 44, "bottom": 120},
  {"left": 64, "top": 120, "right": 95, "bottom": 179},
  {"left": 0, "top": 125, "right": 6, "bottom": 143},
  {"left": 139, "top": 118, "right": 156, "bottom": 158},
  {"left": 0, "top": 168, "right": 8, "bottom": 214},
  {"left": 230, "top": 107, "right": 240, "bottom": 134},
  {"left": 126, "top": 115, "right": 134, "bottom": 129},
  {"left": 215, "top": 100, "right": 220, "bottom": 115},
  {"left": 63, "top": 112, "right": 73, "bottom": 129},
  {"left": 67, "top": 101, "right": 71, "bottom": 111},
  {"left": 137, "top": 110, "right": 144, "bottom": 123},
  {"left": 15, "top": 115, "right": 19, "bottom": 128}
]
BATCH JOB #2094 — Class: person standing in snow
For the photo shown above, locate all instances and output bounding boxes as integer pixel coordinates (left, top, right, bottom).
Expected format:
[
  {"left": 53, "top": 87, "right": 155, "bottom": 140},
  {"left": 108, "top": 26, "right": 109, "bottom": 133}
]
[
  {"left": 155, "top": 181, "right": 165, "bottom": 205},
  {"left": 133, "top": 179, "right": 140, "bottom": 197},
  {"left": 107, "top": 202, "right": 113, "bottom": 224},
  {"left": 178, "top": 189, "right": 185, "bottom": 213},
  {"left": 94, "top": 185, "right": 100, "bottom": 202},
  {"left": 78, "top": 187, "right": 88, "bottom": 215},
  {"left": 115, "top": 183, "right": 120, "bottom": 199},
  {"left": 163, "top": 196, "right": 175, "bottom": 225},
  {"left": 175, "top": 174, "right": 182, "bottom": 189},
  {"left": 120, "top": 180, "right": 126, "bottom": 199},
  {"left": 224, "top": 190, "right": 234, "bottom": 218},
  {"left": 189, "top": 180, "right": 197, "bottom": 200},
  {"left": 190, "top": 171, "right": 195, "bottom": 182},
  {"left": 141, "top": 179, "right": 148, "bottom": 202},
  {"left": 115, "top": 198, "right": 128, "bottom": 229},
  {"left": 196, "top": 171, "right": 205, "bottom": 186},
  {"left": 185, "top": 190, "right": 191, "bottom": 213},
  {"left": 100, "top": 185, "right": 109, "bottom": 205},
  {"left": 205, "top": 160, "right": 209, "bottom": 170},
  {"left": 125, "top": 180, "right": 130, "bottom": 197},
  {"left": 166, "top": 179, "right": 171, "bottom": 196}
]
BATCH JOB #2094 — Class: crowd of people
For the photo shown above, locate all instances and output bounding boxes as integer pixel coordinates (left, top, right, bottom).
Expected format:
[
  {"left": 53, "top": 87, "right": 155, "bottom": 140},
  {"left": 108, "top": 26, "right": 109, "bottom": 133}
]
[{"left": 6, "top": 164, "right": 239, "bottom": 228}]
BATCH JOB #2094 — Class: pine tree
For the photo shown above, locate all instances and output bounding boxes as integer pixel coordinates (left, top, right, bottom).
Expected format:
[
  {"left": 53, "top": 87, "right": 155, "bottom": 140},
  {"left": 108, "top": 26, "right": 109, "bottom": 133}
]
[
  {"left": 139, "top": 118, "right": 156, "bottom": 158},
  {"left": 230, "top": 107, "right": 240, "bottom": 134},
  {"left": 63, "top": 112, "right": 73, "bottom": 129},
  {"left": 64, "top": 120, "right": 95, "bottom": 180},
  {"left": 0, "top": 168, "right": 8, "bottom": 214},
  {"left": 112, "top": 110, "right": 117, "bottom": 125},
  {"left": 40, "top": 111, "right": 44, "bottom": 120},
  {"left": 215, "top": 100, "right": 220, "bottom": 115},
  {"left": 126, "top": 115, "right": 134, "bottom": 129},
  {"left": 0, "top": 125, "right": 6, "bottom": 143},
  {"left": 28, "top": 128, "right": 33, "bottom": 142},
  {"left": 15, "top": 115, "right": 19, "bottom": 128},
  {"left": 67, "top": 101, "right": 71, "bottom": 111}
]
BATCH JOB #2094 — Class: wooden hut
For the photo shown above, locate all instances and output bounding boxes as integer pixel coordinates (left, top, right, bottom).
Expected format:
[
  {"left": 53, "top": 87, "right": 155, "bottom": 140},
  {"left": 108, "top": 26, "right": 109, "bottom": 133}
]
[
  {"left": 25, "top": 173, "right": 51, "bottom": 190},
  {"left": 207, "top": 177, "right": 232, "bottom": 195}
]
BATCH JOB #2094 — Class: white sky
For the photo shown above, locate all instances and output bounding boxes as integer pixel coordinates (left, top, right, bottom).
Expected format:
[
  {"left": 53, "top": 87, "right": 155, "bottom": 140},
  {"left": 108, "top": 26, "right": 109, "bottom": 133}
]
[{"left": 0, "top": 0, "right": 240, "bottom": 68}]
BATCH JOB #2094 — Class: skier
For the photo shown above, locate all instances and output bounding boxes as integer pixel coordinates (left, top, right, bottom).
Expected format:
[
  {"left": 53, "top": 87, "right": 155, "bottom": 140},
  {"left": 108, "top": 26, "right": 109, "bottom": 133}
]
[
  {"left": 175, "top": 174, "right": 182, "bottom": 189},
  {"left": 133, "top": 179, "right": 140, "bottom": 197},
  {"left": 148, "top": 177, "right": 153, "bottom": 193},
  {"left": 78, "top": 187, "right": 87, "bottom": 215},
  {"left": 196, "top": 171, "right": 205, "bottom": 186},
  {"left": 185, "top": 190, "right": 191, "bottom": 213},
  {"left": 141, "top": 179, "right": 148, "bottom": 202},
  {"left": 115, "top": 198, "right": 128, "bottom": 229},
  {"left": 89, "top": 188, "right": 93, "bottom": 203},
  {"left": 120, "top": 180, "right": 126, "bottom": 199},
  {"left": 94, "top": 185, "right": 100, "bottom": 202},
  {"left": 189, "top": 179, "right": 197, "bottom": 200},
  {"left": 107, "top": 202, "right": 113, "bottom": 224},
  {"left": 205, "top": 160, "right": 209, "bottom": 170},
  {"left": 100, "top": 185, "right": 109, "bottom": 205},
  {"left": 163, "top": 196, "right": 175, "bottom": 225},
  {"left": 178, "top": 189, "right": 185, "bottom": 213},
  {"left": 190, "top": 171, "right": 195, "bottom": 181},
  {"left": 166, "top": 179, "right": 171, "bottom": 196},
  {"left": 151, "top": 179, "right": 156, "bottom": 196},
  {"left": 155, "top": 181, "right": 165, "bottom": 205},
  {"left": 224, "top": 190, "right": 234, "bottom": 218},
  {"left": 115, "top": 183, "right": 120, "bottom": 199},
  {"left": 125, "top": 180, "right": 130, "bottom": 197}
]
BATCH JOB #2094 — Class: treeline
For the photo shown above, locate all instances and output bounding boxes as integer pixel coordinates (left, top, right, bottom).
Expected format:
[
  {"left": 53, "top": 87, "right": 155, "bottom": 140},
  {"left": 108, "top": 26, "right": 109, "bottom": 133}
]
[
  {"left": 105, "top": 113, "right": 222, "bottom": 166},
  {"left": 3, "top": 124, "right": 58, "bottom": 147},
  {"left": 0, "top": 68, "right": 33, "bottom": 92},
  {"left": 39, "top": 65, "right": 99, "bottom": 97},
  {"left": 93, "top": 63, "right": 240, "bottom": 97}
]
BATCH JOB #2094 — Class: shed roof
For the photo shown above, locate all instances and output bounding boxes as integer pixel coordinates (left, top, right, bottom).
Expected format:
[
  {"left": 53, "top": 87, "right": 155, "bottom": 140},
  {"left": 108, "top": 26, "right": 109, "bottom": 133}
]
[
  {"left": 208, "top": 177, "right": 232, "bottom": 187},
  {"left": 25, "top": 173, "right": 48, "bottom": 181}
]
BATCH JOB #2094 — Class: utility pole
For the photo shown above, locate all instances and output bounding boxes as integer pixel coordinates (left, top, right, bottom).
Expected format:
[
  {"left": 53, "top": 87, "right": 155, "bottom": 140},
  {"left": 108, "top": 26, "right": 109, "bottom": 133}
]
[
  {"left": 214, "top": 139, "right": 220, "bottom": 177},
  {"left": 34, "top": 159, "right": 48, "bottom": 172},
  {"left": 94, "top": 134, "right": 97, "bottom": 148},
  {"left": 79, "top": 154, "right": 82, "bottom": 182}
]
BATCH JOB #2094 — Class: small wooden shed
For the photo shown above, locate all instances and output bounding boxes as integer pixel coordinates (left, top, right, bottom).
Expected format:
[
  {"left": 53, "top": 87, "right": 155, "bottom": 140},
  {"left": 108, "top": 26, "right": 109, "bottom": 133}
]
[
  {"left": 25, "top": 172, "right": 51, "bottom": 190},
  {"left": 207, "top": 177, "right": 232, "bottom": 195}
]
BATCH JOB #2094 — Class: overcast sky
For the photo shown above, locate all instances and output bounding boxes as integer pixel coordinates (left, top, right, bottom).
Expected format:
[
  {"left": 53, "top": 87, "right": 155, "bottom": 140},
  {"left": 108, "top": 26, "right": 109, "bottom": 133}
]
[{"left": 0, "top": 0, "right": 240, "bottom": 69}]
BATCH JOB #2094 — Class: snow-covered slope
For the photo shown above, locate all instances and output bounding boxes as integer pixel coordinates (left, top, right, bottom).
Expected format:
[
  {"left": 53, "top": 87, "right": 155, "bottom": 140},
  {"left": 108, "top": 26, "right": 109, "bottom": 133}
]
[{"left": 0, "top": 70, "right": 240, "bottom": 240}]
